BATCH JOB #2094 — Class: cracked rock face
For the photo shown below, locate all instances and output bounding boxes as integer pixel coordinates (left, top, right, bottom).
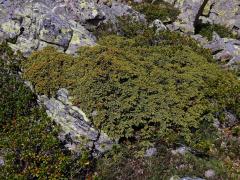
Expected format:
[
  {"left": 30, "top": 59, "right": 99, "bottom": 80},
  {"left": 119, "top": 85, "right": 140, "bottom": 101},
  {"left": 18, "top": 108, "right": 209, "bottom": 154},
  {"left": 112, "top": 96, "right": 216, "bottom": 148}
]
[
  {"left": 38, "top": 88, "right": 114, "bottom": 155},
  {"left": 0, "top": 0, "right": 143, "bottom": 55},
  {"left": 165, "top": 0, "right": 240, "bottom": 35}
]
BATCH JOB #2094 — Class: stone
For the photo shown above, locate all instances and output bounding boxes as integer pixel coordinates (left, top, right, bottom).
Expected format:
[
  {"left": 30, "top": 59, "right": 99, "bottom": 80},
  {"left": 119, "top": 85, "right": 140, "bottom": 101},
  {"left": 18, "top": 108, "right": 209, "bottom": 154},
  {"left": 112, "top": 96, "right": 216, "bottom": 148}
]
[
  {"left": 204, "top": 169, "right": 215, "bottom": 178},
  {"left": 204, "top": 32, "right": 225, "bottom": 53},
  {"left": 39, "top": 15, "right": 73, "bottom": 50},
  {"left": 180, "top": 178, "right": 205, "bottom": 180},
  {"left": 0, "top": 0, "right": 144, "bottom": 55},
  {"left": 226, "top": 55, "right": 240, "bottom": 66},
  {"left": 0, "top": 156, "right": 4, "bottom": 166},
  {"left": 163, "top": 0, "right": 207, "bottom": 34},
  {"left": 213, "top": 119, "right": 221, "bottom": 129},
  {"left": 56, "top": 88, "right": 69, "bottom": 104},
  {"left": 191, "top": 34, "right": 208, "bottom": 46},
  {"left": 170, "top": 176, "right": 205, "bottom": 180},
  {"left": 208, "top": 0, "right": 240, "bottom": 30},
  {"left": 145, "top": 147, "right": 157, "bottom": 157},
  {"left": 149, "top": 19, "right": 167, "bottom": 33},
  {"left": 171, "top": 146, "right": 189, "bottom": 155},
  {"left": 223, "top": 111, "right": 239, "bottom": 128},
  {"left": 38, "top": 88, "right": 114, "bottom": 155},
  {"left": 214, "top": 50, "right": 233, "bottom": 62}
]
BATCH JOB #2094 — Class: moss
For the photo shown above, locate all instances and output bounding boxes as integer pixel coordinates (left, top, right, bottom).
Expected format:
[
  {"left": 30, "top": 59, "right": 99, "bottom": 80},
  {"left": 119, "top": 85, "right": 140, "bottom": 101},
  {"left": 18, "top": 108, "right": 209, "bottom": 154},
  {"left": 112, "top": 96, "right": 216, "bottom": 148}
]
[
  {"left": 196, "top": 23, "right": 236, "bottom": 41},
  {"left": 23, "top": 35, "right": 240, "bottom": 149}
]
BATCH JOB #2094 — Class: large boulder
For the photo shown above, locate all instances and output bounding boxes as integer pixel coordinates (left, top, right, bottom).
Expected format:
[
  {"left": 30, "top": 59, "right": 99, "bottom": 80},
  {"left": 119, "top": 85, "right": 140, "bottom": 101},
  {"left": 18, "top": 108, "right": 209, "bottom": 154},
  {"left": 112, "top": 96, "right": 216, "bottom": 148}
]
[
  {"left": 164, "top": 0, "right": 207, "bottom": 34},
  {"left": 38, "top": 88, "right": 114, "bottom": 155},
  {"left": 0, "top": 0, "right": 144, "bottom": 55}
]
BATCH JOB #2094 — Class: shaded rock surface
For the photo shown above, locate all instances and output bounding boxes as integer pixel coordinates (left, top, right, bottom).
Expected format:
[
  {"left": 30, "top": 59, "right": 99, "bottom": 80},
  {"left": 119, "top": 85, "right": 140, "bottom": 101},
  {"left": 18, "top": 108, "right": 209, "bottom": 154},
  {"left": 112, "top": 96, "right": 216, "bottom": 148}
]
[
  {"left": 164, "top": 0, "right": 240, "bottom": 35},
  {"left": 38, "top": 88, "right": 114, "bottom": 155},
  {"left": 202, "top": 32, "right": 240, "bottom": 67},
  {"left": 0, "top": 0, "right": 144, "bottom": 55}
]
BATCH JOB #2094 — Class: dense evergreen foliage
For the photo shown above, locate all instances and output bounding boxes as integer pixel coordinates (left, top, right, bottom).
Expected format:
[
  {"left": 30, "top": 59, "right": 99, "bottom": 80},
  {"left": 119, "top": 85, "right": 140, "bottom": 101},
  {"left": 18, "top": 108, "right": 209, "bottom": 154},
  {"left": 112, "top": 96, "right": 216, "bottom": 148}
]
[{"left": 23, "top": 35, "right": 240, "bottom": 150}]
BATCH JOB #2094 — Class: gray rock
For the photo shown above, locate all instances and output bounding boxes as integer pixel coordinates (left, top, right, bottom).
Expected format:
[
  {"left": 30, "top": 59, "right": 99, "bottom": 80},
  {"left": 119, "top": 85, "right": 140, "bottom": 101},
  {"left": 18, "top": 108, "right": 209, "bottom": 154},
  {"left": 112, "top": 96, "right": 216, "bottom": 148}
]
[
  {"left": 214, "top": 50, "right": 233, "bottom": 62},
  {"left": 226, "top": 55, "right": 240, "bottom": 66},
  {"left": 145, "top": 147, "right": 157, "bottom": 157},
  {"left": 56, "top": 88, "right": 69, "bottom": 104},
  {"left": 39, "top": 14, "right": 73, "bottom": 50},
  {"left": 170, "top": 176, "right": 205, "bottom": 180},
  {"left": 38, "top": 88, "right": 114, "bottom": 155},
  {"left": 0, "top": 0, "right": 144, "bottom": 55},
  {"left": 0, "top": 156, "right": 4, "bottom": 166},
  {"left": 204, "top": 32, "right": 225, "bottom": 53},
  {"left": 164, "top": 0, "right": 240, "bottom": 37},
  {"left": 213, "top": 119, "right": 221, "bottom": 129},
  {"left": 180, "top": 178, "right": 205, "bottom": 180},
  {"left": 191, "top": 34, "right": 208, "bottom": 46},
  {"left": 150, "top": 19, "right": 167, "bottom": 33},
  {"left": 171, "top": 146, "right": 189, "bottom": 155},
  {"left": 208, "top": 0, "right": 240, "bottom": 30},
  {"left": 223, "top": 111, "right": 239, "bottom": 128},
  {"left": 164, "top": 0, "right": 207, "bottom": 34},
  {"left": 204, "top": 169, "right": 215, "bottom": 178}
]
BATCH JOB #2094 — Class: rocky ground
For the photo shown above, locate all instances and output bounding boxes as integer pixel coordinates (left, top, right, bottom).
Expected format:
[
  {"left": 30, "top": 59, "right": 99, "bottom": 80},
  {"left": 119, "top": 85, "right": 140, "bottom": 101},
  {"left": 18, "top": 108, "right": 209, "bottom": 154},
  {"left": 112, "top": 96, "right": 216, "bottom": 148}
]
[{"left": 0, "top": 0, "right": 240, "bottom": 179}]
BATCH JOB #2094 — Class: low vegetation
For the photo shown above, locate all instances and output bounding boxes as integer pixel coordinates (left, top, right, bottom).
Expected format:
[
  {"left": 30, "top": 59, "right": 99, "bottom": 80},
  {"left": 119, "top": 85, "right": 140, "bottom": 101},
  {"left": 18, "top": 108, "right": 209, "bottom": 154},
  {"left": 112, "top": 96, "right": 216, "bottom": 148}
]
[
  {"left": 196, "top": 23, "right": 236, "bottom": 41},
  {"left": 23, "top": 34, "right": 240, "bottom": 150},
  {"left": 130, "top": 0, "right": 180, "bottom": 22},
  {"left": 0, "top": 43, "right": 93, "bottom": 179}
]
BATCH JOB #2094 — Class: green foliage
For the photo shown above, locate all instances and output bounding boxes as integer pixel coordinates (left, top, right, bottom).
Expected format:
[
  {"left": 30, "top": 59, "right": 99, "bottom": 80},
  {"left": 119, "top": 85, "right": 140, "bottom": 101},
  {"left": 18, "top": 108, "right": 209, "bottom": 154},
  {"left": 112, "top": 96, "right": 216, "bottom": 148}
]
[
  {"left": 131, "top": 0, "right": 180, "bottom": 22},
  {"left": 0, "top": 107, "right": 95, "bottom": 179},
  {"left": 196, "top": 23, "right": 236, "bottom": 41},
  {"left": 93, "top": 17, "right": 212, "bottom": 61},
  {"left": 0, "top": 43, "right": 35, "bottom": 125},
  {"left": 96, "top": 144, "right": 239, "bottom": 179},
  {"left": 0, "top": 43, "right": 93, "bottom": 179},
  {"left": 23, "top": 35, "right": 240, "bottom": 149}
]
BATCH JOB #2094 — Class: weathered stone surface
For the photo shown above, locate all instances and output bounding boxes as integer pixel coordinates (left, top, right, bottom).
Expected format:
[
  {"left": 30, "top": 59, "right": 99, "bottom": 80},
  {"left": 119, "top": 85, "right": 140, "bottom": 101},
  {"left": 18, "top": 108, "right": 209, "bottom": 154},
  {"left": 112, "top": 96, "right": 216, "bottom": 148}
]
[
  {"left": 204, "top": 169, "right": 215, "bottom": 178},
  {"left": 170, "top": 176, "right": 205, "bottom": 180},
  {"left": 171, "top": 146, "right": 189, "bottom": 155},
  {"left": 0, "top": 156, "right": 4, "bottom": 166},
  {"left": 223, "top": 111, "right": 239, "bottom": 128},
  {"left": 201, "top": 32, "right": 240, "bottom": 64},
  {"left": 165, "top": 0, "right": 240, "bottom": 36},
  {"left": 164, "top": 0, "right": 206, "bottom": 34},
  {"left": 150, "top": 19, "right": 167, "bottom": 33},
  {"left": 208, "top": 0, "right": 240, "bottom": 30},
  {"left": 145, "top": 147, "right": 157, "bottom": 157},
  {"left": 38, "top": 88, "right": 114, "bottom": 154},
  {"left": 0, "top": 0, "right": 144, "bottom": 55}
]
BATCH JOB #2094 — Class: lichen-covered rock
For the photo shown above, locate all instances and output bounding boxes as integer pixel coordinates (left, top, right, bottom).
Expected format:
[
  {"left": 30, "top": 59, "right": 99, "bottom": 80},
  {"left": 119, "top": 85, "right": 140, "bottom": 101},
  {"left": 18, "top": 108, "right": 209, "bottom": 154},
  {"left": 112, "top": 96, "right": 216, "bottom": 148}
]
[
  {"left": 39, "top": 15, "right": 73, "bottom": 50},
  {"left": 149, "top": 19, "right": 167, "bottom": 33},
  {"left": 208, "top": 0, "right": 240, "bottom": 30},
  {"left": 38, "top": 88, "right": 114, "bottom": 154},
  {"left": 0, "top": 0, "right": 143, "bottom": 55},
  {"left": 164, "top": 0, "right": 207, "bottom": 33},
  {"left": 165, "top": 0, "right": 240, "bottom": 36}
]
